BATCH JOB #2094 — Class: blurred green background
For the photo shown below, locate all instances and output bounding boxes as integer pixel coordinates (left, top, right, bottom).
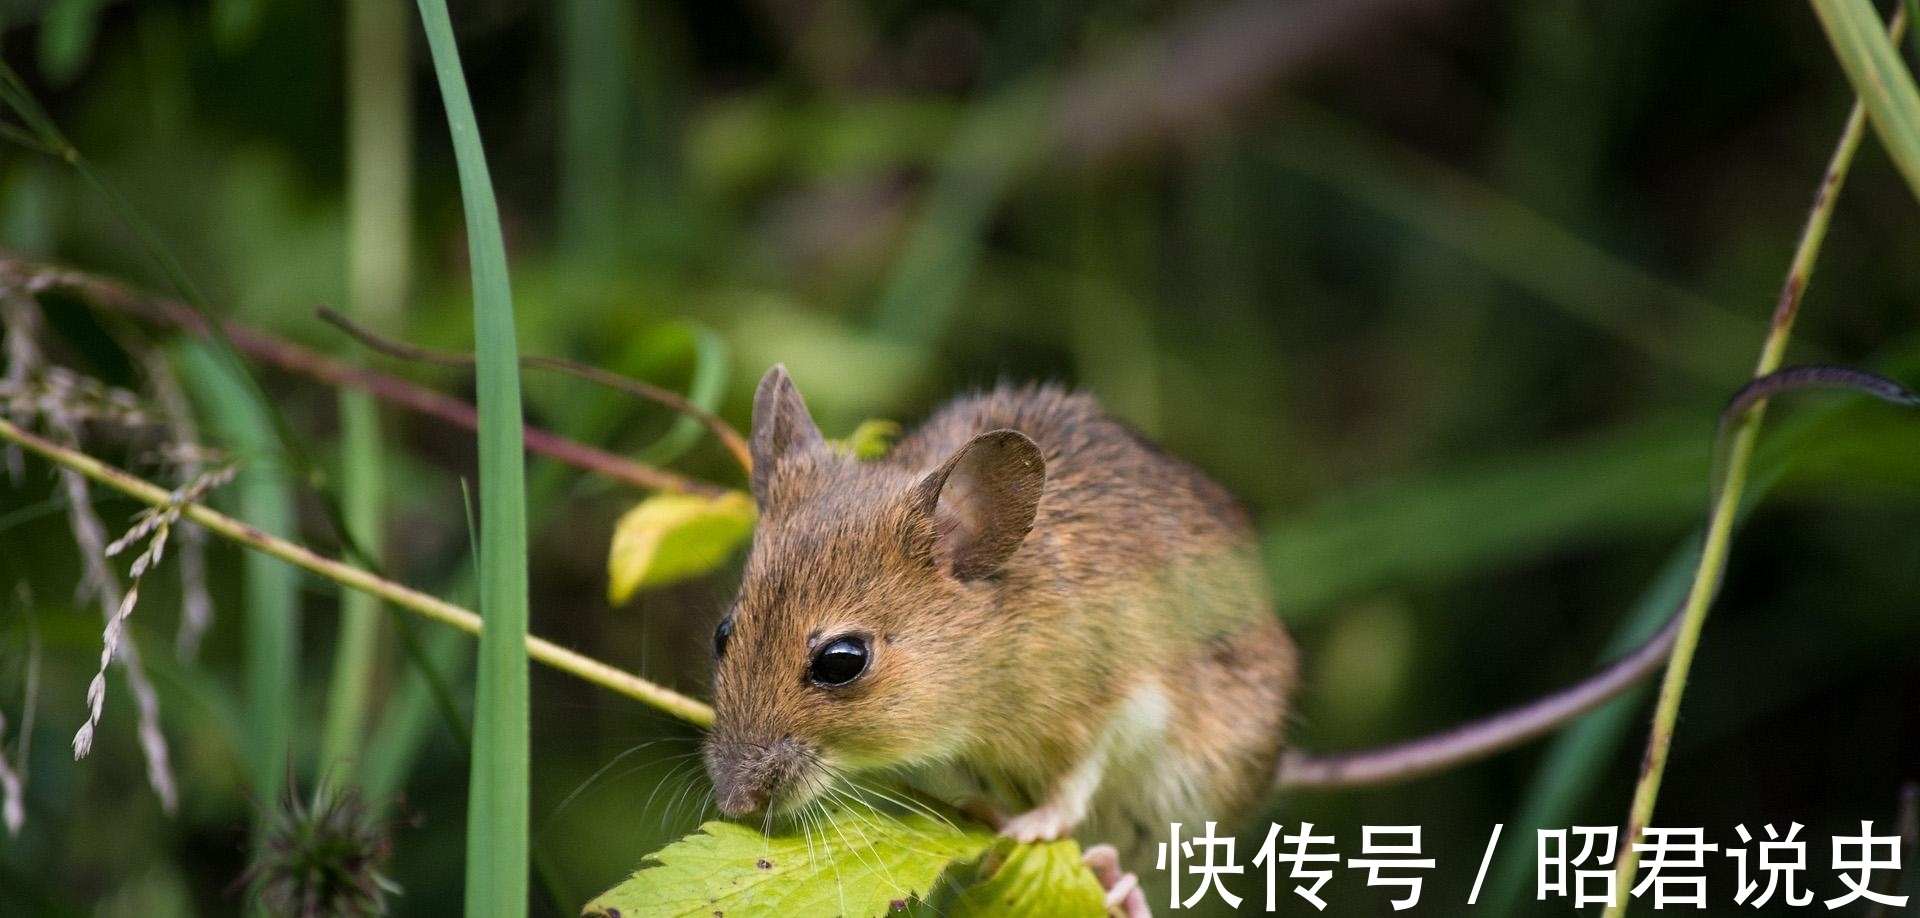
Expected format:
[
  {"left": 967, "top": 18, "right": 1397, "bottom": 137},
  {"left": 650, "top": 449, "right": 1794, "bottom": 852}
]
[{"left": 2, "top": 0, "right": 1918, "bottom": 915}]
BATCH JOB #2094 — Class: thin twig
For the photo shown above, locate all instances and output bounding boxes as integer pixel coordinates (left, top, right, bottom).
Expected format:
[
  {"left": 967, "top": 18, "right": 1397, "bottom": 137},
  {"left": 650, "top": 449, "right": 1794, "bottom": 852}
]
[
  {"left": 0, "top": 413, "right": 717, "bottom": 729},
  {"left": 1603, "top": 10, "right": 1901, "bottom": 913},
  {"left": 315, "top": 305, "right": 753, "bottom": 473},
  {"left": 0, "top": 253, "right": 723, "bottom": 496}
]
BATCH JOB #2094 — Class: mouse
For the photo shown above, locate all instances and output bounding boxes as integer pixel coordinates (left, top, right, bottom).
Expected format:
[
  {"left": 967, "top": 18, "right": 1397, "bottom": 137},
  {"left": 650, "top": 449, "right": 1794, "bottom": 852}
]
[
  {"left": 701, "top": 359, "right": 1920, "bottom": 915},
  {"left": 705, "top": 364, "right": 1296, "bottom": 912}
]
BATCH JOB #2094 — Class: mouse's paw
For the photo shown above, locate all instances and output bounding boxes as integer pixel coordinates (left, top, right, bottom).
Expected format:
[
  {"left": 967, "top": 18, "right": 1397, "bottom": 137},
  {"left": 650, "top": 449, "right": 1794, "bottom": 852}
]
[
  {"left": 1083, "top": 843, "right": 1152, "bottom": 918},
  {"left": 998, "top": 803, "right": 1076, "bottom": 843}
]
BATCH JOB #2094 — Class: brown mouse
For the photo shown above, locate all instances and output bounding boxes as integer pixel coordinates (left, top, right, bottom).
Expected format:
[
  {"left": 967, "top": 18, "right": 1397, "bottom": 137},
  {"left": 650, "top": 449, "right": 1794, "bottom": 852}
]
[
  {"left": 704, "top": 365, "right": 1295, "bottom": 891},
  {"left": 702, "top": 360, "right": 1920, "bottom": 913}
]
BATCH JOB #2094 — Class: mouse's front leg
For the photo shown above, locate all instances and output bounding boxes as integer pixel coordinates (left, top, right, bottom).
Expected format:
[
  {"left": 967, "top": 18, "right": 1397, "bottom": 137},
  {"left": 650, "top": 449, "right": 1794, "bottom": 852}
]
[
  {"left": 997, "top": 742, "right": 1108, "bottom": 842},
  {"left": 1000, "top": 682, "right": 1173, "bottom": 842},
  {"left": 991, "top": 756, "right": 1154, "bottom": 918}
]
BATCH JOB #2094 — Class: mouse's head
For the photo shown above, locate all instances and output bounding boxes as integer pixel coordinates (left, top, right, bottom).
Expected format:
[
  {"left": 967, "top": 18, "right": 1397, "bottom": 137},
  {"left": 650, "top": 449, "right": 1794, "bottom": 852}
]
[{"left": 704, "top": 366, "right": 1044, "bottom": 819}]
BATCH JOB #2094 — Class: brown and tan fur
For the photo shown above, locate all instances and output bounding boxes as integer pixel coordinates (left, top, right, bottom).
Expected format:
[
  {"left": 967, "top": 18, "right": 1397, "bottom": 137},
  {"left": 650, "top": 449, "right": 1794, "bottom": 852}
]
[{"left": 706, "top": 366, "right": 1296, "bottom": 859}]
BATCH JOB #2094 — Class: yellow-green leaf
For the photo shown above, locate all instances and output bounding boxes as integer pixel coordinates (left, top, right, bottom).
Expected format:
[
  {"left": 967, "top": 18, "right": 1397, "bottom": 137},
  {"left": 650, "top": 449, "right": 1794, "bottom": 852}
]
[
  {"left": 583, "top": 805, "right": 994, "bottom": 918},
  {"left": 831, "top": 419, "right": 902, "bottom": 460},
  {"left": 607, "top": 490, "right": 756, "bottom": 604},
  {"left": 939, "top": 840, "right": 1107, "bottom": 918}
]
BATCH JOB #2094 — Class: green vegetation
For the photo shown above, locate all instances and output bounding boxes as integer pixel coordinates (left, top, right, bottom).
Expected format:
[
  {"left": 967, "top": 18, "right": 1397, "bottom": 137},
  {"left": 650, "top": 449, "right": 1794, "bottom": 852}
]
[{"left": 2, "top": 2, "right": 1919, "bottom": 916}]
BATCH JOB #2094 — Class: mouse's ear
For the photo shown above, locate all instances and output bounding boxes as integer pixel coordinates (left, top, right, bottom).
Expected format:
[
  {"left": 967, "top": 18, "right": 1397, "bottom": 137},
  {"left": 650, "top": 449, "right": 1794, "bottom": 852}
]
[
  {"left": 910, "top": 429, "right": 1045, "bottom": 580},
  {"left": 750, "top": 364, "right": 825, "bottom": 504}
]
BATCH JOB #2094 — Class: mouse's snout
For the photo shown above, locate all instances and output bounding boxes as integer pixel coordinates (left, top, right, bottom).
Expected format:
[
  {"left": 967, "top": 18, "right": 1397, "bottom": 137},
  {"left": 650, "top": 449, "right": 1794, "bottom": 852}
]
[{"left": 706, "top": 733, "right": 816, "bottom": 818}]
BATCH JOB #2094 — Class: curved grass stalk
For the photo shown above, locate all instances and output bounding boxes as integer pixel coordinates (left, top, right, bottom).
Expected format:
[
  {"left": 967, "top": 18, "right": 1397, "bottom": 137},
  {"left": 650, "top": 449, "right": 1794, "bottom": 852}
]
[
  {"left": 1603, "top": 11, "right": 1900, "bottom": 912},
  {"left": 0, "top": 413, "right": 717, "bottom": 729}
]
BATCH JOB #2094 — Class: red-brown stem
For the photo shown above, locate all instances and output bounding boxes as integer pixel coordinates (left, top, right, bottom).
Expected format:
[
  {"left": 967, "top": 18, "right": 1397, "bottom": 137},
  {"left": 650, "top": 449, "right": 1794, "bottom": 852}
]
[{"left": 0, "top": 253, "right": 723, "bottom": 496}]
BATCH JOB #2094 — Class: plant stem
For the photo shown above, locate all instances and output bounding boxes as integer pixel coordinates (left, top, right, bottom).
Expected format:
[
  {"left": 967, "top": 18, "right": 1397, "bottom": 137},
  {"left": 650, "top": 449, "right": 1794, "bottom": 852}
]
[
  {"left": 1602, "top": 13, "right": 1895, "bottom": 911},
  {"left": 0, "top": 254, "right": 721, "bottom": 496},
  {"left": 0, "top": 414, "right": 717, "bottom": 729},
  {"left": 316, "top": 305, "right": 753, "bottom": 472}
]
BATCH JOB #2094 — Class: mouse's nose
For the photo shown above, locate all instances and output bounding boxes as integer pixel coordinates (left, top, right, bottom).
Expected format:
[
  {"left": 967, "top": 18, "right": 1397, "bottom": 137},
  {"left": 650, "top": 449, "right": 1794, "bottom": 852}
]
[
  {"left": 715, "top": 782, "right": 766, "bottom": 818},
  {"left": 706, "top": 734, "right": 804, "bottom": 818}
]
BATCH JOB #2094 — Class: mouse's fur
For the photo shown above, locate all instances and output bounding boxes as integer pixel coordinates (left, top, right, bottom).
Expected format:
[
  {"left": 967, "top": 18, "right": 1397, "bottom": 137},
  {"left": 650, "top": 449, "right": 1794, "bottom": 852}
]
[{"left": 706, "top": 365, "right": 1296, "bottom": 855}]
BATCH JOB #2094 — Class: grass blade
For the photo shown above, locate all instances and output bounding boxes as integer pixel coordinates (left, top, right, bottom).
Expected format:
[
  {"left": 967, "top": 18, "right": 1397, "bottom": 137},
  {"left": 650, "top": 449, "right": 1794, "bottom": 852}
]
[
  {"left": 1603, "top": 10, "right": 1899, "bottom": 909},
  {"left": 413, "top": 0, "right": 533, "bottom": 913},
  {"left": 1810, "top": 0, "right": 1920, "bottom": 203},
  {"left": 175, "top": 342, "right": 299, "bottom": 811},
  {"left": 1265, "top": 101, "right": 1761, "bottom": 382}
]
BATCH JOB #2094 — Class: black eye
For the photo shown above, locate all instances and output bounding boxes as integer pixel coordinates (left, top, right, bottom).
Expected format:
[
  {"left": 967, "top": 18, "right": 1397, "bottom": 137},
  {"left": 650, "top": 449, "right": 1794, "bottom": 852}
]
[
  {"left": 809, "top": 636, "right": 869, "bottom": 687},
  {"left": 713, "top": 618, "right": 733, "bottom": 658}
]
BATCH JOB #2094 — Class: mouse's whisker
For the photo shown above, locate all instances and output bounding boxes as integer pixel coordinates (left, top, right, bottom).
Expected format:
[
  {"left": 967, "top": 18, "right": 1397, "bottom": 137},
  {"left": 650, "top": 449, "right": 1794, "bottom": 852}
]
[
  {"left": 647, "top": 759, "right": 709, "bottom": 832},
  {"left": 639, "top": 760, "right": 687, "bottom": 825},
  {"left": 640, "top": 758, "right": 692, "bottom": 819},
  {"left": 540, "top": 740, "right": 682, "bottom": 836},
  {"left": 845, "top": 776, "right": 959, "bottom": 835},
  {"left": 667, "top": 761, "right": 714, "bottom": 830}
]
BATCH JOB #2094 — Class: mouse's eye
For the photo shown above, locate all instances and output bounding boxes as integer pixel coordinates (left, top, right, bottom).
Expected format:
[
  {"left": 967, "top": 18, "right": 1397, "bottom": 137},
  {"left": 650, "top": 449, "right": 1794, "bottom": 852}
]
[
  {"left": 809, "top": 636, "right": 869, "bottom": 687},
  {"left": 713, "top": 618, "right": 733, "bottom": 659}
]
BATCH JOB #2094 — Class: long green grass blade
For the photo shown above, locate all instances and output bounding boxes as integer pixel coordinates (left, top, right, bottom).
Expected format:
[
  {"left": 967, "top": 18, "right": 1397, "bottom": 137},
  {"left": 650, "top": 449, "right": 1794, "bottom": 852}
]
[
  {"left": 1266, "top": 102, "right": 1761, "bottom": 382},
  {"left": 176, "top": 341, "right": 299, "bottom": 809},
  {"left": 413, "top": 1, "right": 533, "bottom": 913},
  {"left": 1810, "top": 0, "right": 1920, "bottom": 203},
  {"left": 1260, "top": 391, "right": 1920, "bottom": 621}
]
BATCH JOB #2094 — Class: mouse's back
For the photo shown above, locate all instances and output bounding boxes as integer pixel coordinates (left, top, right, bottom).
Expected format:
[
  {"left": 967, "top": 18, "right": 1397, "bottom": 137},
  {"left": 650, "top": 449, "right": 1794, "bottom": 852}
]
[{"left": 887, "top": 382, "right": 1258, "bottom": 550}]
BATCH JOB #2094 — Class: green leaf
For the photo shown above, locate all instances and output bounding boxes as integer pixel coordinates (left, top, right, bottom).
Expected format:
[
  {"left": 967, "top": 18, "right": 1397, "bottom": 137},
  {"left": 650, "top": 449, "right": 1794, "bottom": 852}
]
[
  {"left": 583, "top": 808, "right": 994, "bottom": 918},
  {"left": 940, "top": 840, "right": 1107, "bottom": 918},
  {"left": 830, "top": 420, "right": 902, "bottom": 460},
  {"left": 606, "top": 490, "right": 756, "bottom": 604},
  {"left": 1810, "top": 0, "right": 1920, "bottom": 204}
]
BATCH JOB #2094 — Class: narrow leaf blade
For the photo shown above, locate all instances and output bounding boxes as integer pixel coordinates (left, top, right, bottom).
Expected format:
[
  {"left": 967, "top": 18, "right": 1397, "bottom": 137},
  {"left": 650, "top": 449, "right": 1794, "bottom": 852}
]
[
  {"left": 1810, "top": 0, "right": 1920, "bottom": 203},
  {"left": 413, "top": 0, "right": 533, "bottom": 913}
]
